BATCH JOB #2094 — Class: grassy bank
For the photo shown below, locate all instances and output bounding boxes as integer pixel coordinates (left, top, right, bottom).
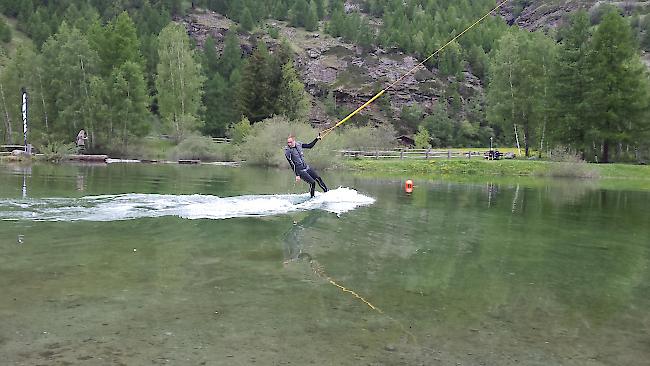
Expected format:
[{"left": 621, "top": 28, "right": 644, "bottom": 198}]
[{"left": 344, "top": 159, "right": 650, "bottom": 181}]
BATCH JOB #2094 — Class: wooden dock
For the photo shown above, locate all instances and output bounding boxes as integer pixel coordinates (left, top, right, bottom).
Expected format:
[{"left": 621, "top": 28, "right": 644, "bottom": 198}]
[{"left": 64, "top": 154, "right": 108, "bottom": 163}]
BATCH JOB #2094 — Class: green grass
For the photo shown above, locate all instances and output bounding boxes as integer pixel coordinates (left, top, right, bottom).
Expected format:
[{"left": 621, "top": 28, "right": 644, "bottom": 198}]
[
  {"left": 343, "top": 158, "right": 650, "bottom": 182},
  {"left": 139, "top": 138, "right": 176, "bottom": 160}
]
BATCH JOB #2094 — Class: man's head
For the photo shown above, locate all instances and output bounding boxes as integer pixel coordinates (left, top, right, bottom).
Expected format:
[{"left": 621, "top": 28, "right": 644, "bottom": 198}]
[{"left": 287, "top": 134, "right": 296, "bottom": 147}]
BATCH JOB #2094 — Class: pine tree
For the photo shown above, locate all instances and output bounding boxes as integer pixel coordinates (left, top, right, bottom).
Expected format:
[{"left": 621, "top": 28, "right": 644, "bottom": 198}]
[
  {"left": 89, "top": 12, "right": 143, "bottom": 76},
  {"left": 238, "top": 42, "right": 274, "bottom": 122},
  {"left": 438, "top": 41, "right": 463, "bottom": 79},
  {"left": 203, "top": 36, "right": 219, "bottom": 74},
  {"left": 278, "top": 61, "right": 311, "bottom": 121},
  {"left": 585, "top": 11, "right": 649, "bottom": 162},
  {"left": 304, "top": 1, "right": 319, "bottom": 31},
  {"left": 240, "top": 7, "right": 254, "bottom": 32},
  {"left": 202, "top": 73, "right": 232, "bottom": 137},
  {"left": 0, "top": 18, "right": 11, "bottom": 43},
  {"left": 551, "top": 11, "right": 592, "bottom": 155},
  {"left": 218, "top": 31, "right": 241, "bottom": 78}
]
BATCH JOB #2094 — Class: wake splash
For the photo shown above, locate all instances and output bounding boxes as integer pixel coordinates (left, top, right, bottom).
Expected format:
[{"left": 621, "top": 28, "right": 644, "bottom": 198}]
[{"left": 0, "top": 188, "right": 375, "bottom": 222}]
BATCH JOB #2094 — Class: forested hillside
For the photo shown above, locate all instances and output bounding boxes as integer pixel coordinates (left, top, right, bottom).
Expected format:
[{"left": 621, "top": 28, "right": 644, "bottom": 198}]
[{"left": 0, "top": 0, "right": 648, "bottom": 162}]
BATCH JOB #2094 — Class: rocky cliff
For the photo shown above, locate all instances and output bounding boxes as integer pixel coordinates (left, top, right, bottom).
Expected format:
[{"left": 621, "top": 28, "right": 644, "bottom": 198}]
[{"left": 183, "top": 10, "right": 481, "bottom": 130}]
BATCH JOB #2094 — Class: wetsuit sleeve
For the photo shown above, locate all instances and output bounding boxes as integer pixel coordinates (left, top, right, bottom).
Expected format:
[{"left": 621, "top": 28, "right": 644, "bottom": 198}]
[
  {"left": 301, "top": 138, "right": 319, "bottom": 149},
  {"left": 285, "top": 149, "right": 298, "bottom": 175}
]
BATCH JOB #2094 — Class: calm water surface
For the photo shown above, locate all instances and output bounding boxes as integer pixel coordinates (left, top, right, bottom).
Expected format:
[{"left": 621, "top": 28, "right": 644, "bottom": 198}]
[{"left": 0, "top": 163, "right": 649, "bottom": 365}]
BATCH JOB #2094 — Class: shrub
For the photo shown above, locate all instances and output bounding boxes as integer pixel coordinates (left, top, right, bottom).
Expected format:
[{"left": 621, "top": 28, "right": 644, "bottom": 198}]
[
  {"left": 544, "top": 161, "right": 600, "bottom": 179},
  {"left": 414, "top": 125, "right": 431, "bottom": 149},
  {"left": 228, "top": 116, "right": 252, "bottom": 144},
  {"left": 39, "top": 141, "right": 76, "bottom": 163},
  {"left": 238, "top": 116, "right": 342, "bottom": 169},
  {"left": 337, "top": 123, "right": 397, "bottom": 150},
  {"left": 238, "top": 117, "right": 398, "bottom": 168},
  {"left": 548, "top": 145, "right": 583, "bottom": 163},
  {"left": 169, "top": 135, "right": 234, "bottom": 161}
]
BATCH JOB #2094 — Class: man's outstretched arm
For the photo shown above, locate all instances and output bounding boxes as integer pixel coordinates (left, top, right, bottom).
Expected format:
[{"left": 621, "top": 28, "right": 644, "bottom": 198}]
[{"left": 301, "top": 134, "right": 322, "bottom": 149}]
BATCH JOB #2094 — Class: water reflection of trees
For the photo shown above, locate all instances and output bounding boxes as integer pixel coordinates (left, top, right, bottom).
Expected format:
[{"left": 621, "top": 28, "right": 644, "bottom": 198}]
[{"left": 307, "top": 181, "right": 650, "bottom": 337}]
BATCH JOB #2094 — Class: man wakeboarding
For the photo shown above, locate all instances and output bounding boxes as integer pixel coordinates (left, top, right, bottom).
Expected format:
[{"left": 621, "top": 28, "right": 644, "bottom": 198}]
[{"left": 285, "top": 134, "right": 328, "bottom": 198}]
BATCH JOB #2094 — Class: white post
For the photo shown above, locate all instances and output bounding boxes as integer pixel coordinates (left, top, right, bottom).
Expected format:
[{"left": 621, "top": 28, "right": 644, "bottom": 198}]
[{"left": 21, "top": 88, "right": 28, "bottom": 153}]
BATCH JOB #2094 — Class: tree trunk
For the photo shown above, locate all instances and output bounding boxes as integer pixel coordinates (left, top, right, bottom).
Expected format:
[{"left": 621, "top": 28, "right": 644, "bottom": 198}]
[
  {"left": 513, "top": 123, "right": 521, "bottom": 156},
  {"left": 0, "top": 82, "right": 13, "bottom": 144},
  {"left": 602, "top": 140, "right": 610, "bottom": 163},
  {"left": 523, "top": 123, "right": 530, "bottom": 157},
  {"left": 38, "top": 70, "right": 49, "bottom": 132}
]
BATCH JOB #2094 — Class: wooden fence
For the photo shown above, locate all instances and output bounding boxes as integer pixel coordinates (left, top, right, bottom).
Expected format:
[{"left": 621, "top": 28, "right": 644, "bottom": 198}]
[{"left": 340, "top": 149, "right": 485, "bottom": 160}]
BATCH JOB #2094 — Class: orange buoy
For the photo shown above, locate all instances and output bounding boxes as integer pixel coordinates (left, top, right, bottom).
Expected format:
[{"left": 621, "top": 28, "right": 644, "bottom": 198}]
[{"left": 405, "top": 179, "right": 413, "bottom": 193}]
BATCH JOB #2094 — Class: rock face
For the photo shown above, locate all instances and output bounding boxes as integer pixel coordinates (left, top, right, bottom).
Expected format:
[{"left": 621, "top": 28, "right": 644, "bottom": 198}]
[
  {"left": 504, "top": 1, "right": 650, "bottom": 31},
  {"left": 183, "top": 10, "right": 481, "bottom": 129}
]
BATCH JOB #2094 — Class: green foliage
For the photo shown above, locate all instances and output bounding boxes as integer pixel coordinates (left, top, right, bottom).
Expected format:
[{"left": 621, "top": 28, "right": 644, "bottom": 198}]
[
  {"left": 238, "top": 42, "right": 274, "bottom": 122},
  {"left": 437, "top": 41, "right": 463, "bottom": 79},
  {"left": 41, "top": 22, "right": 99, "bottom": 142},
  {"left": 228, "top": 116, "right": 252, "bottom": 144},
  {"left": 374, "top": 0, "right": 508, "bottom": 81},
  {"left": 327, "top": 10, "right": 376, "bottom": 51},
  {"left": 219, "top": 31, "right": 242, "bottom": 78},
  {"left": 399, "top": 104, "right": 424, "bottom": 133},
  {"left": 414, "top": 125, "right": 430, "bottom": 149},
  {"left": 551, "top": 11, "right": 592, "bottom": 154},
  {"left": 155, "top": 22, "right": 205, "bottom": 141},
  {"left": 0, "top": 17, "right": 11, "bottom": 43},
  {"left": 585, "top": 11, "right": 649, "bottom": 163},
  {"left": 487, "top": 28, "right": 557, "bottom": 157},
  {"left": 38, "top": 140, "right": 76, "bottom": 163},
  {"left": 169, "top": 134, "right": 233, "bottom": 161},
  {"left": 304, "top": 1, "right": 319, "bottom": 31},
  {"left": 237, "top": 115, "right": 327, "bottom": 167},
  {"left": 278, "top": 61, "right": 311, "bottom": 121},
  {"left": 422, "top": 103, "right": 453, "bottom": 147},
  {"left": 337, "top": 123, "right": 397, "bottom": 151},
  {"left": 240, "top": 7, "right": 254, "bottom": 31}
]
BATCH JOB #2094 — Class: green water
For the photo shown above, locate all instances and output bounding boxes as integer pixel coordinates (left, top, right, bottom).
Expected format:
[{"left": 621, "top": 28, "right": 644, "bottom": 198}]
[{"left": 1, "top": 163, "right": 649, "bottom": 365}]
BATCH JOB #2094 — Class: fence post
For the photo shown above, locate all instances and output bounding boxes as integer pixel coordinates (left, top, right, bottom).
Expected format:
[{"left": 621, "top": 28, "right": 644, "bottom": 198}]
[
  {"left": 447, "top": 150, "right": 451, "bottom": 159},
  {"left": 400, "top": 149, "right": 404, "bottom": 159},
  {"left": 375, "top": 150, "right": 379, "bottom": 159},
  {"left": 425, "top": 148, "right": 430, "bottom": 159},
  {"left": 467, "top": 151, "right": 471, "bottom": 159}
]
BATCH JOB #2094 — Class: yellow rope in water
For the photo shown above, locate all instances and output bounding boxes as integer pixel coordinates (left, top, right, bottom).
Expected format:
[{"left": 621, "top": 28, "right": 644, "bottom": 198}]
[
  {"left": 328, "top": 279, "right": 382, "bottom": 312},
  {"left": 321, "top": 0, "right": 511, "bottom": 137},
  {"left": 307, "top": 256, "right": 382, "bottom": 312}
]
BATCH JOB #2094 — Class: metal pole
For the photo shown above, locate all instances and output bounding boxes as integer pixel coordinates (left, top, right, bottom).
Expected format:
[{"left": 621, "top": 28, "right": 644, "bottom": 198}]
[{"left": 21, "top": 88, "right": 27, "bottom": 153}]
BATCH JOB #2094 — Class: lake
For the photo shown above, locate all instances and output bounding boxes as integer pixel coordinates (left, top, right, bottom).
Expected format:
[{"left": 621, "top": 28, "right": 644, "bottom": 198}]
[{"left": 1, "top": 163, "right": 649, "bottom": 365}]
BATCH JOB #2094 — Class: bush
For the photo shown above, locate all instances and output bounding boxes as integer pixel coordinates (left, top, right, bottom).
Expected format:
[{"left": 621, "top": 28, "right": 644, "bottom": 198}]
[
  {"left": 238, "top": 116, "right": 342, "bottom": 169},
  {"left": 0, "top": 19, "right": 11, "bottom": 43},
  {"left": 544, "top": 161, "right": 600, "bottom": 179},
  {"left": 238, "top": 117, "right": 398, "bottom": 168},
  {"left": 228, "top": 117, "right": 252, "bottom": 144},
  {"left": 169, "top": 135, "right": 234, "bottom": 161},
  {"left": 548, "top": 145, "right": 583, "bottom": 163},
  {"left": 39, "top": 141, "right": 76, "bottom": 163},
  {"left": 543, "top": 146, "right": 599, "bottom": 178},
  {"left": 337, "top": 123, "right": 397, "bottom": 150}
]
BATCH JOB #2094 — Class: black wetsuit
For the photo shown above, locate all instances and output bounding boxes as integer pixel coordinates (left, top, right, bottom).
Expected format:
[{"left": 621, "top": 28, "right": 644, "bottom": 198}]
[{"left": 285, "top": 138, "right": 328, "bottom": 197}]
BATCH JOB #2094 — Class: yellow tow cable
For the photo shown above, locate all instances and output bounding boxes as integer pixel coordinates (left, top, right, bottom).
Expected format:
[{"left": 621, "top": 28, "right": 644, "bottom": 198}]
[{"left": 320, "top": 0, "right": 511, "bottom": 137}]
